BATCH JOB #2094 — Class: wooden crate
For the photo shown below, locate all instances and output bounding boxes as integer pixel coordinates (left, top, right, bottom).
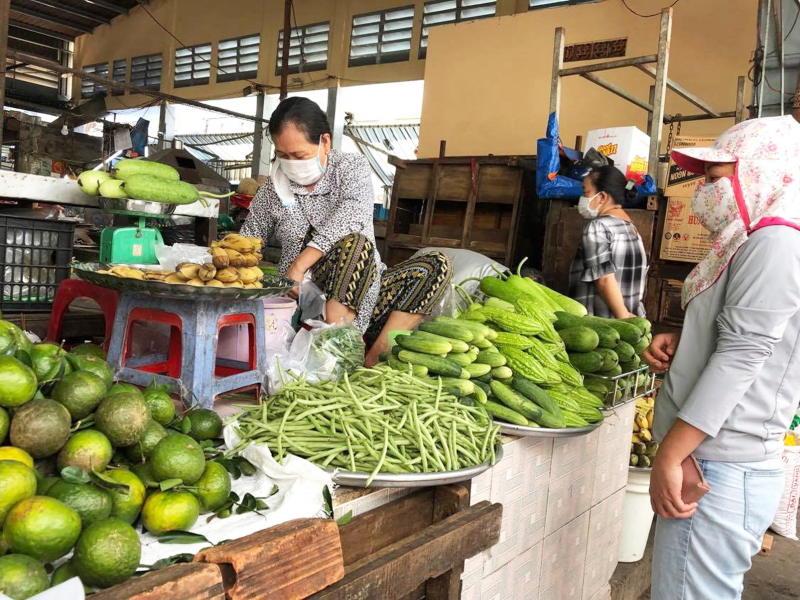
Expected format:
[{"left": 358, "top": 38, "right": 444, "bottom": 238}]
[{"left": 385, "top": 156, "right": 530, "bottom": 267}]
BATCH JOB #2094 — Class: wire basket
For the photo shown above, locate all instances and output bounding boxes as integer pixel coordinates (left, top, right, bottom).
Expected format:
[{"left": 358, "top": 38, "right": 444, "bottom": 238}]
[
  {"left": 0, "top": 216, "right": 76, "bottom": 311},
  {"left": 585, "top": 365, "right": 656, "bottom": 409}
]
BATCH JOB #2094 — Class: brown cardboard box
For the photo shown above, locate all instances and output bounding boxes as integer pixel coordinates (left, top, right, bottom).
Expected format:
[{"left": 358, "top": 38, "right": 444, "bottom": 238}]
[
  {"left": 660, "top": 197, "right": 713, "bottom": 263},
  {"left": 664, "top": 136, "right": 717, "bottom": 197}
]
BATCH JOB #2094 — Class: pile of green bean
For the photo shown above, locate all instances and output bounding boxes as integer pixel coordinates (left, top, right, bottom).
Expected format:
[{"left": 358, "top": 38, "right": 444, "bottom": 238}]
[{"left": 230, "top": 366, "right": 500, "bottom": 486}]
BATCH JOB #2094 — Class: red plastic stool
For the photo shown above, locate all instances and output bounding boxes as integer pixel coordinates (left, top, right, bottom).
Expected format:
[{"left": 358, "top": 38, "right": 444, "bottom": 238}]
[{"left": 47, "top": 280, "right": 119, "bottom": 349}]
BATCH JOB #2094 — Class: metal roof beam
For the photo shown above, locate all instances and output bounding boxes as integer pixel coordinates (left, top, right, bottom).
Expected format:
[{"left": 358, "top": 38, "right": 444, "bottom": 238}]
[
  {"left": 8, "top": 19, "right": 75, "bottom": 41},
  {"left": 80, "top": 0, "right": 128, "bottom": 14},
  {"left": 9, "top": 4, "right": 94, "bottom": 34},
  {"left": 635, "top": 64, "right": 721, "bottom": 117},
  {"left": 26, "top": 0, "right": 110, "bottom": 25}
]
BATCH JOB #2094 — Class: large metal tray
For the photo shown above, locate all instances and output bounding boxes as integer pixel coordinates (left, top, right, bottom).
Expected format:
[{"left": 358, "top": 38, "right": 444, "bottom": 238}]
[
  {"left": 496, "top": 420, "right": 602, "bottom": 438},
  {"left": 98, "top": 197, "right": 177, "bottom": 216},
  {"left": 327, "top": 444, "right": 504, "bottom": 488},
  {"left": 73, "top": 262, "right": 295, "bottom": 301}
]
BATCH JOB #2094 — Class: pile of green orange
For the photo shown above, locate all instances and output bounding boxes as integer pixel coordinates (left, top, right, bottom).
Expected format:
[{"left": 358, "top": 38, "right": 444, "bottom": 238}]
[{"left": 0, "top": 321, "right": 231, "bottom": 598}]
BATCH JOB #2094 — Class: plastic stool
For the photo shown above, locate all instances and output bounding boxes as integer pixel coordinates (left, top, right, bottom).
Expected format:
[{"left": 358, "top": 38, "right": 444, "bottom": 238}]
[
  {"left": 106, "top": 292, "right": 268, "bottom": 408},
  {"left": 46, "top": 280, "right": 119, "bottom": 349}
]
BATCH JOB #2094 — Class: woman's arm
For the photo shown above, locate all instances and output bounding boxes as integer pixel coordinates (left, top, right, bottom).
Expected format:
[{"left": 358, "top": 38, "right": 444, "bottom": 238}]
[
  {"left": 239, "top": 185, "right": 276, "bottom": 245},
  {"left": 287, "top": 246, "right": 323, "bottom": 284},
  {"left": 649, "top": 419, "right": 706, "bottom": 519},
  {"left": 595, "top": 274, "right": 635, "bottom": 319}
]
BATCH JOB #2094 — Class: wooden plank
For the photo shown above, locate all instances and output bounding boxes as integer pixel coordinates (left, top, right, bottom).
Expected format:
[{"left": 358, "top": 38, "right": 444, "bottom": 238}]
[
  {"left": 461, "top": 161, "right": 480, "bottom": 248},
  {"left": 194, "top": 518, "right": 343, "bottom": 600},
  {"left": 314, "top": 501, "right": 502, "bottom": 600},
  {"left": 580, "top": 73, "right": 654, "bottom": 113},
  {"left": 91, "top": 563, "right": 224, "bottom": 600},
  {"left": 504, "top": 169, "right": 524, "bottom": 267},
  {"left": 425, "top": 485, "right": 471, "bottom": 600},
  {"left": 549, "top": 27, "right": 565, "bottom": 118},
  {"left": 760, "top": 533, "right": 774, "bottom": 556},
  {"left": 339, "top": 490, "right": 436, "bottom": 567},
  {"left": 735, "top": 75, "right": 747, "bottom": 124},
  {"left": 559, "top": 54, "right": 658, "bottom": 77},
  {"left": 420, "top": 162, "right": 441, "bottom": 245},
  {"left": 476, "top": 165, "right": 519, "bottom": 204},
  {"left": 437, "top": 165, "right": 472, "bottom": 201},
  {"left": 395, "top": 164, "right": 433, "bottom": 199},
  {"left": 648, "top": 9, "right": 673, "bottom": 182}
]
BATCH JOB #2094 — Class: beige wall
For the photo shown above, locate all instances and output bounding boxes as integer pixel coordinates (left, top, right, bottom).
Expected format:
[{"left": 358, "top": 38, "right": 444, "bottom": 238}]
[{"left": 418, "top": 0, "right": 758, "bottom": 158}]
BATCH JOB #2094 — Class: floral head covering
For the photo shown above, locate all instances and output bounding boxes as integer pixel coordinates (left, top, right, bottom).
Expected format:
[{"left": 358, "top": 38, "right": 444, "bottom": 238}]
[{"left": 671, "top": 116, "right": 800, "bottom": 308}]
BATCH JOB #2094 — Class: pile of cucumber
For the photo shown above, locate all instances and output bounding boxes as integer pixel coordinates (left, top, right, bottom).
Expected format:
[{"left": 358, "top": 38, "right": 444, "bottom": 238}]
[
  {"left": 376, "top": 266, "right": 612, "bottom": 430},
  {"left": 76, "top": 159, "right": 232, "bottom": 206},
  {"left": 553, "top": 312, "right": 653, "bottom": 404}
]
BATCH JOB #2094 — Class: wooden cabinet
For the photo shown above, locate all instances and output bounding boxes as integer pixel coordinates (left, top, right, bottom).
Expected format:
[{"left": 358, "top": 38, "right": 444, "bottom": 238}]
[{"left": 385, "top": 156, "right": 530, "bottom": 267}]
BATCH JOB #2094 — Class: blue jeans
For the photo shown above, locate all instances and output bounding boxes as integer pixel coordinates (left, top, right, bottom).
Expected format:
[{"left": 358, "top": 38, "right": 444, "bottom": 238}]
[{"left": 651, "top": 458, "right": 784, "bottom": 600}]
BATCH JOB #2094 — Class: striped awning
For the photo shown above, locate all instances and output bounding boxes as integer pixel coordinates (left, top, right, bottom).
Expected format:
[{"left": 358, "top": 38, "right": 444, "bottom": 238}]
[{"left": 344, "top": 124, "right": 419, "bottom": 187}]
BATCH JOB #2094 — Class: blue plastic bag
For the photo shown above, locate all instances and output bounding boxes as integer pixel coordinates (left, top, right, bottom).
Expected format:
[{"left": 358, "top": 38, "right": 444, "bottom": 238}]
[{"left": 536, "top": 113, "right": 583, "bottom": 199}]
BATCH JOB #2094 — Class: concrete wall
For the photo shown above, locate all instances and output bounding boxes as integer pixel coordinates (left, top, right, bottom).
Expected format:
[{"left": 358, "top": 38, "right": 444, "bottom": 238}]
[{"left": 418, "top": 0, "right": 758, "bottom": 158}]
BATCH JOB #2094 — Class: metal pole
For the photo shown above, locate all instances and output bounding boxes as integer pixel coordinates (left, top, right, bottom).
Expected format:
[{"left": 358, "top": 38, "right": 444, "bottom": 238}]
[
  {"left": 279, "top": 0, "right": 292, "bottom": 101},
  {"left": 780, "top": 0, "right": 785, "bottom": 115},
  {"left": 647, "top": 85, "right": 656, "bottom": 132},
  {"left": 6, "top": 49, "right": 266, "bottom": 124},
  {"left": 759, "top": 0, "right": 771, "bottom": 117},
  {"left": 549, "top": 28, "right": 565, "bottom": 120},
  {"left": 0, "top": 0, "right": 11, "bottom": 150},
  {"left": 252, "top": 90, "right": 265, "bottom": 177},
  {"left": 648, "top": 8, "right": 672, "bottom": 183}
]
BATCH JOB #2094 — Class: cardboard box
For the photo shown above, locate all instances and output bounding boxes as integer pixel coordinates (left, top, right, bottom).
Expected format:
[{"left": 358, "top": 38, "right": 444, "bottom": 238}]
[
  {"left": 664, "top": 136, "right": 717, "bottom": 196},
  {"left": 584, "top": 126, "right": 650, "bottom": 184},
  {"left": 659, "top": 197, "right": 713, "bottom": 263}
]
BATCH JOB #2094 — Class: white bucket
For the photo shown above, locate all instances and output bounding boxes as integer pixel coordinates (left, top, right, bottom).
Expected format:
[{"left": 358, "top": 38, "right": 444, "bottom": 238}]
[
  {"left": 618, "top": 468, "right": 655, "bottom": 563},
  {"left": 217, "top": 297, "right": 298, "bottom": 361}
]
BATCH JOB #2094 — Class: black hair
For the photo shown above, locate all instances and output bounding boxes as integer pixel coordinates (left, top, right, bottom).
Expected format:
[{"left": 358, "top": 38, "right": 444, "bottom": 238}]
[
  {"left": 268, "top": 97, "right": 331, "bottom": 143},
  {"left": 586, "top": 165, "right": 637, "bottom": 206}
]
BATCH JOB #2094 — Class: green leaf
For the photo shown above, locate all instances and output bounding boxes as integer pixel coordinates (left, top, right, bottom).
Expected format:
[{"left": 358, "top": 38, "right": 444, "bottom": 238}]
[
  {"left": 268, "top": 484, "right": 279, "bottom": 498},
  {"left": 229, "top": 491, "right": 240, "bottom": 503},
  {"left": 255, "top": 499, "right": 268, "bottom": 510},
  {"left": 322, "top": 485, "right": 333, "bottom": 518},
  {"left": 235, "top": 458, "right": 256, "bottom": 477},
  {"left": 61, "top": 466, "right": 90, "bottom": 484},
  {"left": 180, "top": 417, "right": 192, "bottom": 435},
  {"left": 90, "top": 470, "right": 132, "bottom": 492},
  {"left": 159, "top": 478, "right": 183, "bottom": 492},
  {"left": 157, "top": 530, "right": 212, "bottom": 545},
  {"left": 148, "top": 553, "right": 195, "bottom": 571},
  {"left": 336, "top": 511, "right": 353, "bottom": 526}
]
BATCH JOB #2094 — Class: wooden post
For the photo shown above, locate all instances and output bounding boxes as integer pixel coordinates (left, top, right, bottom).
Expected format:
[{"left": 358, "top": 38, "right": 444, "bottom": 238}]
[
  {"left": 648, "top": 8, "right": 672, "bottom": 183},
  {"left": 425, "top": 485, "right": 471, "bottom": 599},
  {"left": 646, "top": 85, "right": 656, "bottom": 132},
  {"left": 0, "top": 0, "right": 10, "bottom": 149},
  {"left": 252, "top": 90, "right": 265, "bottom": 177},
  {"left": 549, "top": 27, "right": 565, "bottom": 119},
  {"left": 438, "top": 140, "right": 447, "bottom": 159},
  {"left": 279, "top": 0, "right": 292, "bottom": 100},
  {"left": 735, "top": 76, "right": 747, "bottom": 124}
]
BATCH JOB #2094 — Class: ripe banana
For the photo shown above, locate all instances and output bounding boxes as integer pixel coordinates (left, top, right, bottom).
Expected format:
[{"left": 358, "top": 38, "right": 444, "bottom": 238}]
[
  {"left": 205, "top": 279, "right": 225, "bottom": 287},
  {"left": 647, "top": 409, "right": 654, "bottom": 429},
  {"left": 635, "top": 414, "right": 649, "bottom": 431},
  {"left": 186, "top": 278, "right": 205, "bottom": 287},
  {"left": 215, "top": 267, "right": 240, "bottom": 284},
  {"left": 224, "top": 248, "right": 246, "bottom": 268},
  {"left": 144, "top": 272, "right": 168, "bottom": 281},
  {"left": 211, "top": 247, "right": 229, "bottom": 269},
  {"left": 632, "top": 433, "right": 643, "bottom": 444},
  {"left": 198, "top": 263, "right": 217, "bottom": 282},
  {"left": 109, "top": 266, "right": 145, "bottom": 280},
  {"left": 220, "top": 234, "right": 254, "bottom": 253},
  {"left": 633, "top": 421, "right": 640, "bottom": 433},
  {"left": 176, "top": 262, "right": 201, "bottom": 280},
  {"left": 638, "top": 428, "right": 652, "bottom": 442},
  {"left": 239, "top": 252, "right": 260, "bottom": 268},
  {"left": 165, "top": 273, "right": 186, "bottom": 284},
  {"left": 225, "top": 281, "right": 244, "bottom": 288},
  {"left": 238, "top": 267, "right": 260, "bottom": 284}
]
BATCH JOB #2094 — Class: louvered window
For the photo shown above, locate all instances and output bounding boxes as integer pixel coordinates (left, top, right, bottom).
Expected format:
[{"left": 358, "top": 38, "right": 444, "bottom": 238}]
[
  {"left": 420, "top": 0, "right": 495, "bottom": 58},
  {"left": 217, "top": 34, "right": 260, "bottom": 83},
  {"left": 276, "top": 22, "right": 330, "bottom": 75},
  {"left": 81, "top": 62, "right": 108, "bottom": 98},
  {"left": 131, "top": 54, "right": 162, "bottom": 90},
  {"left": 175, "top": 43, "right": 212, "bottom": 88},
  {"left": 349, "top": 6, "right": 415, "bottom": 67}
]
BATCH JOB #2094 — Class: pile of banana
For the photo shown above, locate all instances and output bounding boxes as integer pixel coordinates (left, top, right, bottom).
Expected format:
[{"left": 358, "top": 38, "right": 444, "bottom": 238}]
[
  {"left": 210, "top": 234, "right": 262, "bottom": 269},
  {"left": 631, "top": 396, "right": 658, "bottom": 467},
  {"left": 97, "top": 234, "right": 266, "bottom": 290}
]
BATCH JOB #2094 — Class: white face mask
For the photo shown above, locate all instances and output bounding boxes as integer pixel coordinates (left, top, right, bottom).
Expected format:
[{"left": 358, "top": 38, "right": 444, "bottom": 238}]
[
  {"left": 577, "top": 192, "right": 601, "bottom": 219},
  {"left": 277, "top": 139, "right": 326, "bottom": 185},
  {"left": 690, "top": 177, "right": 736, "bottom": 233}
]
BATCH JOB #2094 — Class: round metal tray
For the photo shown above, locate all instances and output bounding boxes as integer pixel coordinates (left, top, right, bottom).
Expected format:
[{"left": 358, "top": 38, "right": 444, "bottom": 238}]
[
  {"left": 98, "top": 197, "right": 177, "bottom": 216},
  {"left": 73, "top": 262, "right": 295, "bottom": 301},
  {"left": 496, "top": 419, "right": 603, "bottom": 438},
  {"left": 327, "top": 444, "right": 503, "bottom": 488}
]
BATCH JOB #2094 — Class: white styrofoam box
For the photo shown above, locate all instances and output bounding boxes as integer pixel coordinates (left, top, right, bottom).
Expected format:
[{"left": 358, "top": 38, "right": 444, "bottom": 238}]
[
  {"left": 584, "top": 126, "right": 651, "bottom": 185},
  {"left": 462, "top": 541, "right": 543, "bottom": 600},
  {"left": 539, "top": 512, "right": 590, "bottom": 599},
  {"left": 582, "top": 488, "right": 626, "bottom": 600}
]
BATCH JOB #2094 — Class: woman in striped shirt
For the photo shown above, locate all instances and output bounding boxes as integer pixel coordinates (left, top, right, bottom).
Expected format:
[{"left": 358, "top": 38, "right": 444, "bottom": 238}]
[{"left": 568, "top": 166, "right": 648, "bottom": 318}]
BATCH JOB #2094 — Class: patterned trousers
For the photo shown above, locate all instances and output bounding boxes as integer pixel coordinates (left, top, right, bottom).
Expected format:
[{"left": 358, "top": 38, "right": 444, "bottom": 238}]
[{"left": 311, "top": 233, "right": 452, "bottom": 338}]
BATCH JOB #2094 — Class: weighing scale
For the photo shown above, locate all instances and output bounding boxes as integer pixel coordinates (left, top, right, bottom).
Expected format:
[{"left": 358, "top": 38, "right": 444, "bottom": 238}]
[{"left": 98, "top": 198, "right": 176, "bottom": 265}]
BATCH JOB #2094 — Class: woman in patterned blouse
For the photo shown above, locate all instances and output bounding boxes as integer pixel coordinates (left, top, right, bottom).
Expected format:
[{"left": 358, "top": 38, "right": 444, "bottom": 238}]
[
  {"left": 241, "top": 98, "right": 452, "bottom": 366},
  {"left": 568, "top": 166, "right": 648, "bottom": 318}
]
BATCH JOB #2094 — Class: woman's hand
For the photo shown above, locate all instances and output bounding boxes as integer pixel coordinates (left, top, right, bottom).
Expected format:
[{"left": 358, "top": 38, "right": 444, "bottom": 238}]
[
  {"left": 643, "top": 332, "right": 680, "bottom": 374},
  {"left": 286, "top": 264, "right": 305, "bottom": 299},
  {"left": 649, "top": 457, "right": 698, "bottom": 519}
]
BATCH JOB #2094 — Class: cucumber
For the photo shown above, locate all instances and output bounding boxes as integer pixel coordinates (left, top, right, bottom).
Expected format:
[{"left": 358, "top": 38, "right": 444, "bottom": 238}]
[
  {"left": 447, "top": 352, "right": 475, "bottom": 367},
  {"left": 511, "top": 378, "right": 565, "bottom": 424},
  {"left": 473, "top": 338, "right": 493, "bottom": 349},
  {"left": 473, "top": 380, "right": 491, "bottom": 397},
  {"left": 484, "top": 297, "right": 517, "bottom": 312},
  {"left": 387, "top": 353, "right": 428, "bottom": 377},
  {"left": 484, "top": 401, "right": 528, "bottom": 426},
  {"left": 600, "top": 364, "right": 623, "bottom": 377},
  {"left": 619, "top": 358, "right": 642, "bottom": 374},
  {"left": 391, "top": 344, "right": 402, "bottom": 356},
  {"left": 396, "top": 334, "right": 451, "bottom": 355},
  {"left": 558, "top": 327, "right": 600, "bottom": 352},
  {"left": 633, "top": 336, "right": 650, "bottom": 355},
  {"left": 476, "top": 350, "right": 506, "bottom": 367},
  {"left": 595, "top": 348, "right": 619, "bottom": 372},
  {"left": 435, "top": 317, "right": 491, "bottom": 340},
  {"left": 114, "top": 158, "right": 179, "bottom": 181},
  {"left": 413, "top": 330, "right": 470, "bottom": 353},
  {"left": 614, "top": 341, "right": 636, "bottom": 363},
  {"left": 582, "top": 316, "right": 642, "bottom": 345},
  {"left": 397, "top": 350, "right": 462, "bottom": 378},
  {"left": 568, "top": 351, "right": 604, "bottom": 373},
  {"left": 623, "top": 316, "right": 652, "bottom": 336},
  {"left": 459, "top": 396, "right": 476, "bottom": 407},
  {"left": 439, "top": 378, "right": 475, "bottom": 396},
  {"left": 583, "top": 323, "right": 620, "bottom": 349},
  {"left": 473, "top": 373, "right": 494, "bottom": 384},
  {"left": 526, "top": 420, "right": 542, "bottom": 428},
  {"left": 490, "top": 381, "right": 543, "bottom": 421},
  {"left": 472, "top": 383, "right": 488, "bottom": 404},
  {"left": 464, "top": 363, "right": 492, "bottom": 378},
  {"left": 553, "top": 311, "right": 583, "bottom": 331},
  {"left": 418, "top": 321, "right": 474, "bottom": 343},
  {"left": 491, "top": 366, "right": 513, "bottom": 379}
]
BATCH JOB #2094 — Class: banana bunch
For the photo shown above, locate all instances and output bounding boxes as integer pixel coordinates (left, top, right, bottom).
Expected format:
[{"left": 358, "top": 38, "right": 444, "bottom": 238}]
[
  {"left": 98, "top": 262, "right": 264, "bottom": 289},
  {"left": 630, "top": 395, "right": 658, "bottom": 467},
  {"left": 98, "top": 265, "right": 146, "bottom": 280},
  {"left": 210, "top": 234, "right": 262, "bottom": 269}
]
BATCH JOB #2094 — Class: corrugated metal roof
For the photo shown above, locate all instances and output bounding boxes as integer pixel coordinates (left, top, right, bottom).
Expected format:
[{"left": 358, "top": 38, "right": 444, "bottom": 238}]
[{"left": 10, "top": 0, "right": 137, "bottom": 37}]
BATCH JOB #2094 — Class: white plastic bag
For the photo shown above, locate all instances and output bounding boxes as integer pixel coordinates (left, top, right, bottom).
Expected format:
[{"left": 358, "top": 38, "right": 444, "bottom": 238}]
[
  {"left": 771, "top": 444, "right": 800, "bottom": 540},
  {"left": 154, "top": 243, "right": 212, "bottom": 271},
  {"left": 298, "top": 277, "right": 326, "bottom": 322},
  {"left": 265, "top": 320, "right": 365, "bottom": 394}
]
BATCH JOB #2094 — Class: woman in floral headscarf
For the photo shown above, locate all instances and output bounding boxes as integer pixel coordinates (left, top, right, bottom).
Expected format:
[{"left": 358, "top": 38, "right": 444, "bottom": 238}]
[{"left": 643, "top": 115, "right": 800, "bottom": 599}]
